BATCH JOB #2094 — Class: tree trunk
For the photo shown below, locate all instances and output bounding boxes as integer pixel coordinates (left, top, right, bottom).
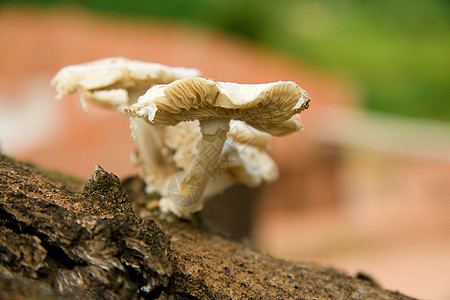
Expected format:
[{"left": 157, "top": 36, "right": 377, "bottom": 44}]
[{"left": 0, "top": 154, "right": 414, "bottom": 299}]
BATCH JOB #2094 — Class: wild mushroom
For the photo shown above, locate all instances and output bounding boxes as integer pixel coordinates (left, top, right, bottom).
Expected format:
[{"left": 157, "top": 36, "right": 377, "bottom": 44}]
[
  {"left": 125, "top": 77, "right": 310, "bottom": 217},
  {"left": 51, "top": 57, "right": 201, "bottom": 194}
]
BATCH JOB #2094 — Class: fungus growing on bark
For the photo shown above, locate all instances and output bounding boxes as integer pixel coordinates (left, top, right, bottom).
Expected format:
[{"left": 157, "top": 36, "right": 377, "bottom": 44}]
[
  {"left": 125, "top": 77, "right": 310, "bottom": 217},
  {"left": 52, "top": 59, "right": 310, "bottom": 219}
]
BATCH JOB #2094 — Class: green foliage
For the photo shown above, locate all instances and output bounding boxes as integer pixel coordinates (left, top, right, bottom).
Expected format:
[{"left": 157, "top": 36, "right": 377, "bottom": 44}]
[
  {"left": 267, "top": 0, "right": 450, "bottom": 121},
  {"left": 3, "top": 0, "right": 449, "bottom": 121}
]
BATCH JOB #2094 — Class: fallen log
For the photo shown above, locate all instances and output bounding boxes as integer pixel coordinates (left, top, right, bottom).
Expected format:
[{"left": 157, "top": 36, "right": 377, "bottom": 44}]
[{"left": 0, "top": 154, "right": 414, "bottom": 299}]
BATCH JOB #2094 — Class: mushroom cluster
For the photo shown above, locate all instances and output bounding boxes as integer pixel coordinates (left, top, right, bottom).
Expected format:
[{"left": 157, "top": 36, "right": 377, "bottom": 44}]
[
  {"left": 52, "top": 58, "right": 310, "bottom": 219},
  {"left": 52, "top": 57, "right": 201, "bottom": 198}
]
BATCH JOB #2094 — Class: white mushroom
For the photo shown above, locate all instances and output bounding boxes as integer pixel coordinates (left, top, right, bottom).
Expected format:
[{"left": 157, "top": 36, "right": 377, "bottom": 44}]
[
  {"left": 125, "top": 77, "right": 310, "bottom": 217},
  {"left": 51, "top": 58, "right": 201, "bottom": 194}
]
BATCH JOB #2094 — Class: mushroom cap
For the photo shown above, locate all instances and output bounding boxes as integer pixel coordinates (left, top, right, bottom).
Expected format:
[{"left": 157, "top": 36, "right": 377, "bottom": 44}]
[
  {"left": 125, "top": 77, "right": 310, "bottom": 136},
  {"left": 51, "top": 57, "right": 201, "bottom": 105}
]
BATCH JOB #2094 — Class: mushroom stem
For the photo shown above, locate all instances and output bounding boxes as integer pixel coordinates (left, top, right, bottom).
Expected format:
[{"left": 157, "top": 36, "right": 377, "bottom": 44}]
[
  {"left": 177, "top": 118, "right": 230, "bottom": 206},
  {"left": 131, "top": 118, "right": 176, "bottom": 193}
]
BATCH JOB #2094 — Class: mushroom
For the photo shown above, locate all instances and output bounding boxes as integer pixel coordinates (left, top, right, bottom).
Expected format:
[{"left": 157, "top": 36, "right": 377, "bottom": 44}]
[
  {"left": 125, "top": 77, "right": 310, "bottom": 217},
  {"left": 127, "top": 116, "right": 279, "bottom": 217},
  {"left": 51, "top": 57, "right": 201, "bottom": 194}
]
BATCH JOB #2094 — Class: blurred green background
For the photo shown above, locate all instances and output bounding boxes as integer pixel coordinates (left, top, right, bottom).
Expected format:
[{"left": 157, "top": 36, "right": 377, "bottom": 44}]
[{"left": 5, "top": 0, "right": 449, "bottom": 121}]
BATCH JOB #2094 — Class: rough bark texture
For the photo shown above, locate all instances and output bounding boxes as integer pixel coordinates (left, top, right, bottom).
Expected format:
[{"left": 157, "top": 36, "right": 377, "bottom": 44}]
[{"left": 0, "top": 154, "right": 415, "bottom": 299}]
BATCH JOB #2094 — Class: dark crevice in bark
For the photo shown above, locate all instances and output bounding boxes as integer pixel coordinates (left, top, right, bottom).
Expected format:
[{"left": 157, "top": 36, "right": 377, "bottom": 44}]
[{"left": 0, "top": 208, "right": 80, "bottom": 270}]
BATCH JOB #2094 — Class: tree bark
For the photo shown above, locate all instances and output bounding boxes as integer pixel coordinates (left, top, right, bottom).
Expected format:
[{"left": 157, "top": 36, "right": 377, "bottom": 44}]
[{"left": 0, "top": 154, "right": 414, "bottom": 299}]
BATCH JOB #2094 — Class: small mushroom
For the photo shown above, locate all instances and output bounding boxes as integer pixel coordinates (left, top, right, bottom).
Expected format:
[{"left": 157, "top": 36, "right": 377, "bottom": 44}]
[
  {"left": 135, "top": 119, "right": 279, "bottom": 217},
  {"left": 51, "top": 58, "right": 201, "bottom": 195},
  {"left": 125, "top": 77, "right": 310, "bottom": 217}
]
